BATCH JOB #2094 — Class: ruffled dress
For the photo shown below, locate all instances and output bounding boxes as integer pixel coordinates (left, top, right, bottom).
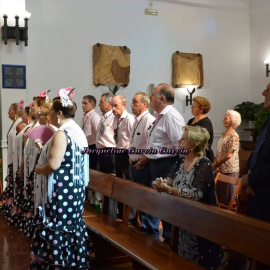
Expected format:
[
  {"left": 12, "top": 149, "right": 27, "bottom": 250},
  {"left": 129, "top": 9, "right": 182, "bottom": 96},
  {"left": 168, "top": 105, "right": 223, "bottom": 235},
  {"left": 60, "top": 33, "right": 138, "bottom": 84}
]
[
  {"left": 2, "top": 118, "right": 22, "bottom": 218},
  {"left": 9, "top": 124, "right": 30, "bottom": 227},
  {"left": 20, "top": 122, "right": 40, "bottom": 237},
  {"left": 30, "top": 130, "right": 91, "bottom": 270}
]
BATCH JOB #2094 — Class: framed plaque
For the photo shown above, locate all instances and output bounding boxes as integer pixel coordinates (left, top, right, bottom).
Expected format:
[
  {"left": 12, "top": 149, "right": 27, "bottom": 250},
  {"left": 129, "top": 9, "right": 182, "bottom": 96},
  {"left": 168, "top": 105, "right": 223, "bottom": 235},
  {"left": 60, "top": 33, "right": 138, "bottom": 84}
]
[{"left": 2, "top": 64, "right": 26, "bottom": 89}]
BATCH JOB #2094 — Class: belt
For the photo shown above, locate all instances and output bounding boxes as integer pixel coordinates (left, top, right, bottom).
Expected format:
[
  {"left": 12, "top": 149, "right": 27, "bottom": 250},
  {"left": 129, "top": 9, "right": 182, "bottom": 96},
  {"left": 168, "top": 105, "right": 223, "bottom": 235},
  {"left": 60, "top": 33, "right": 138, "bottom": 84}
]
[{"left": 131, "top": 161, "right": 139, "bottom": 165}]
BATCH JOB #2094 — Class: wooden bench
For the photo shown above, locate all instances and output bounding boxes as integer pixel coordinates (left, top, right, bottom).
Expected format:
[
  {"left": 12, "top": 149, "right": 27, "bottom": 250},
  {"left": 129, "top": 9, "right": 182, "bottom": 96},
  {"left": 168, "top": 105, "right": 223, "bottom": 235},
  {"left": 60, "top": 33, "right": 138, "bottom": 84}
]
[
  {"left": 85, "top": 170, "right": 202, "bottom": 269},
  {"left": 85, "top": 170, "right": 270, "bottom": 269}
]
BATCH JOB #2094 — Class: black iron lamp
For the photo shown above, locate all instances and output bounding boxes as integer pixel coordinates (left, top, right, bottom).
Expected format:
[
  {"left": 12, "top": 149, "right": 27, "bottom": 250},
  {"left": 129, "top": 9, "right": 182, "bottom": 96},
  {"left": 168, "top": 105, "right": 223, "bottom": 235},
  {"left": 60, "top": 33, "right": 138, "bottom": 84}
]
[
  {"left": 185, "top": 85, "right": 198, "bottom": 106},
  {"left": 264, "top": 59, "right": 270, "bottom": 77},
  {"left": 1, "top": 14, "right": 29, "bottom": 46}
]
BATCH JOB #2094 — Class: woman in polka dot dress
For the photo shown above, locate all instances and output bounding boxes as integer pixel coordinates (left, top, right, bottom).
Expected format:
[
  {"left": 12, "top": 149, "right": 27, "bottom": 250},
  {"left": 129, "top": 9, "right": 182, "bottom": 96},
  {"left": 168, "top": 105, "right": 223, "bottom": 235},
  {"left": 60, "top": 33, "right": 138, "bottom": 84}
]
[{"left": 30, "top": 88, "right": 91, "bottom": 270}]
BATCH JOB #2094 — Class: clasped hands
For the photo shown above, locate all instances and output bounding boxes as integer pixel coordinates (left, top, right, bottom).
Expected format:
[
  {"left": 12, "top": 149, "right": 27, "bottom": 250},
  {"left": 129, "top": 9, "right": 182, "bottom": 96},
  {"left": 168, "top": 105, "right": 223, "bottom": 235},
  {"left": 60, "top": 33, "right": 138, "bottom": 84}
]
[
  {"left": 153, "top": 177, "right": 169, "bottom": 193},
  {"left": 241, "top": 173, "right": 255, "bottom": 197}
]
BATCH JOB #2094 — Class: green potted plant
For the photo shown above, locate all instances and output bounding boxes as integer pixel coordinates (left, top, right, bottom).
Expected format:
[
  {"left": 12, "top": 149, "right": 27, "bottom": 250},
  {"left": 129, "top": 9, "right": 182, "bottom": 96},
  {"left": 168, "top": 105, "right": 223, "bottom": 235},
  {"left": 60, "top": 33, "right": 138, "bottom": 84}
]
[
  {"left": 234, "top": 101, "right": 262, "bottom": 127},
  {"left": 255, "top": 106, "right": 270, "bottom": 135}
]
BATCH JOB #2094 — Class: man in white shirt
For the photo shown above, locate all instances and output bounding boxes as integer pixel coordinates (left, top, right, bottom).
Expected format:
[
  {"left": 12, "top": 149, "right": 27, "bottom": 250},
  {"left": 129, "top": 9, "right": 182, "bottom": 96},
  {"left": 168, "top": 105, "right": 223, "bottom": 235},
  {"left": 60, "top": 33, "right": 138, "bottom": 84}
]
[
  {"left": 146, "top": 83, "right": 185, "bottom": 244},
  {"left": 112, "top": 94, "right": 134, "bottom": 179},
  {"left": 112, "top": 94, "right": 134, "bottom": 219},
  {"left": 96, "top": 93, "right": 116, "bottom": 174},
  {"left": 129, "top": 92, "right": 160, "bottom": 238},
  {"left": 81, "top": 95, "right": 101, "bottom": 169}
]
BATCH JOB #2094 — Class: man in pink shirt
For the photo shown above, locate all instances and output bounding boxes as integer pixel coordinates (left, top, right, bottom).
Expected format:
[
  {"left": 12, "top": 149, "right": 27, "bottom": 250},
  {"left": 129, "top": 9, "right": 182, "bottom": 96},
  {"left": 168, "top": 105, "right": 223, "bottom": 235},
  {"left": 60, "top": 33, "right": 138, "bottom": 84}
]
[
  {"left": 81, "top": 95, "right": 101, "bottom": 169},
  {"left": 112, "top": 94, "right": 134, "bottom": 219},
  {"left": 112, "top": 94, "right": 134, "bottom": 179}
]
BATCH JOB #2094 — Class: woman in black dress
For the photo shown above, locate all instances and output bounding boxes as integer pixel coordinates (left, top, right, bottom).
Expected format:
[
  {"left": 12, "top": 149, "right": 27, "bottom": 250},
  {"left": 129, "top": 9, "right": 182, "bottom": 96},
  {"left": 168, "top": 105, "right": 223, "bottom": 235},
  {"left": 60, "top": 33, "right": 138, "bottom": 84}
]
[{"left": 187, "top": 96, "right": 214, "bottom": 162}]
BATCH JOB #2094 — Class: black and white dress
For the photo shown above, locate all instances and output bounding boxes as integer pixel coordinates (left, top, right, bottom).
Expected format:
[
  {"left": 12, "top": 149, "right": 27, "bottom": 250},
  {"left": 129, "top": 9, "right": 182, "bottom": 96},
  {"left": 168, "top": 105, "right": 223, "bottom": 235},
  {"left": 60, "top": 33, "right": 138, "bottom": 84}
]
[
  {"left": 30, "top": 129, "right": 91, "bottom": 270},
  {"left": 168, "top": 157, "right": 223, "bottom": 269}
]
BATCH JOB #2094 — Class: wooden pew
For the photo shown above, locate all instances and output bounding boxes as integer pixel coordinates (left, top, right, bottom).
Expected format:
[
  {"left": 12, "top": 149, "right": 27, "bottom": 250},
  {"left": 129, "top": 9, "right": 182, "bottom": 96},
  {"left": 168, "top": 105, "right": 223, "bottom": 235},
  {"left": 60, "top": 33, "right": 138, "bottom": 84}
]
[
  {"left": 85, "top": 171, "right": 202, "bottom": 269},
  {"left": 85, "top": 170, "right": 270, "bottom": 269}
]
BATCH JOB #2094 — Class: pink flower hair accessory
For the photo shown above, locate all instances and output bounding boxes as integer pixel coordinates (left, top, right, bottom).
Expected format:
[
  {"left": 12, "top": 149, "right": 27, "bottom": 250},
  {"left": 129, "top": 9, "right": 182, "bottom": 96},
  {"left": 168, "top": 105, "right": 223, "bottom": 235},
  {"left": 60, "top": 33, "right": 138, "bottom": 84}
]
[
  {"left": 28, "top": 102, "right": 33, "bottom": 108},
  {"left": 37, "top": 90, "right": 49, "bottom": 98},
  {"left": 18, "top": 100, "right": 24, "bottom": 109},
  {"left": 56, "top": 87, "right": 75, "bottom": 99},
  {"left": 58, "top": 88, "right": 75, "bottom": 107}
]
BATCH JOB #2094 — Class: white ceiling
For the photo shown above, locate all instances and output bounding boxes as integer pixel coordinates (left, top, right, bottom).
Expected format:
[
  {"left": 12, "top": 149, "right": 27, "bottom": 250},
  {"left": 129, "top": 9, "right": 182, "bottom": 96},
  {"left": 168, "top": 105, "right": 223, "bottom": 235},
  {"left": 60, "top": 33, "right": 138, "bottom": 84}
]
[{"left": 153, "top": 0, "right": 270, "bottom": 11}]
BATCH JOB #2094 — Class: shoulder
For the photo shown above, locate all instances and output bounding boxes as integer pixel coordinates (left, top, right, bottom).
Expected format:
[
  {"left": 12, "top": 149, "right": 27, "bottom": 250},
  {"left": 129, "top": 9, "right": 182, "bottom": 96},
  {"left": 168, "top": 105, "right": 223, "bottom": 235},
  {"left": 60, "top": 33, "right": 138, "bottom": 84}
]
[
  {"left": 195, "top": 157, "right": 212, "bottom": 168},
  {"left": 165, "top": 107, "right": 185, "bottom": 123},
  {"left": 126, "top": 112, "right": 135, "bottom": 123},
  {"left": 230, "top": 130, "right": 239, "bottom": 139},
  {"left": 187, "top": 118, "right": 194, "bottom": 125}
]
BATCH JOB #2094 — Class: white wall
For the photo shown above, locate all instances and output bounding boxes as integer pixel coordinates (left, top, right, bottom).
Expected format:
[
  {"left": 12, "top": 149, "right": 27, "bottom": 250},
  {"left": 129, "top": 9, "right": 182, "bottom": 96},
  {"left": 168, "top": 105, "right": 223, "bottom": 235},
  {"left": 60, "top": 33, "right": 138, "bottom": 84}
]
[
  {"left": 250, "top": 2, "right": 270, "bottom": 103},
  {"left": 0, "top": 0, "right": 28, "bottom": 183},
  {"left": 25, "top": 0, "right": 251, "bottom": 155}
]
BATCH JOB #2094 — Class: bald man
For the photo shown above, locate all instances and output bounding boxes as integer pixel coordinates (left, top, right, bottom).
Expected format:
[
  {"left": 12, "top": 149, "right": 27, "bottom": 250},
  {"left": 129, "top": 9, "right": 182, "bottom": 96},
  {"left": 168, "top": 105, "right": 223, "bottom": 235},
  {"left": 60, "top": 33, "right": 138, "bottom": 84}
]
[{"left": 146, "top": 83, "right": 185, "bottom": 244}]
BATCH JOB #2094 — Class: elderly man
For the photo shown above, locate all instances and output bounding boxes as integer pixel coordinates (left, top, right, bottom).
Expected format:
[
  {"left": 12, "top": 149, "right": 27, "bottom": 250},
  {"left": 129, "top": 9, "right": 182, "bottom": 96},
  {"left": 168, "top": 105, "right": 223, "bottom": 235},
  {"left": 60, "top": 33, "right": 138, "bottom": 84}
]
[
  {"left": 112, "top": 94, "right": 134, "bottom": 179},
  {"left": 112, "top": 94, "right": 134, "bottom": 219},
  {"left": 96, "top": 92, "right": 116, "bottom": 174},
  {"left": 242, "top": 82, "right": 270, "bottom": 223},
  {"left": 81, "top": 95, "right": 101, "bottom": 169},
  {"left": 146, "top": 83, "right": 185, "bottom": 244},
  {"left": 129, "top": 92, "right": 160, "bottom": 237}
]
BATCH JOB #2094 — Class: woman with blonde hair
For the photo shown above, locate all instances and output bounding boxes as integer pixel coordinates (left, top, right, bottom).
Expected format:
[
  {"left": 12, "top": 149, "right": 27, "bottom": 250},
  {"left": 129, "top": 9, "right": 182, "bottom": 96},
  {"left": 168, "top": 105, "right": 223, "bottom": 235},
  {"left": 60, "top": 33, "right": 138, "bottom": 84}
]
[
  {"left": 153, "top": 126, "right": 223, "bottom": 269},
  {"left": 2, "top": 101, "right": 25, "bottom": 218}
]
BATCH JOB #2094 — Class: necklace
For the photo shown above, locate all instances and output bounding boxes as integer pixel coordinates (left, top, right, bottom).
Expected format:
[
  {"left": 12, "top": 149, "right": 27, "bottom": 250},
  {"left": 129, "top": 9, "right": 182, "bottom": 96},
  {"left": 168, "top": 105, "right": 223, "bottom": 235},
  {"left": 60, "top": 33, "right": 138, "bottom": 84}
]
[{"left": 183, "top": 156, "right": 199, "bottom": 171}]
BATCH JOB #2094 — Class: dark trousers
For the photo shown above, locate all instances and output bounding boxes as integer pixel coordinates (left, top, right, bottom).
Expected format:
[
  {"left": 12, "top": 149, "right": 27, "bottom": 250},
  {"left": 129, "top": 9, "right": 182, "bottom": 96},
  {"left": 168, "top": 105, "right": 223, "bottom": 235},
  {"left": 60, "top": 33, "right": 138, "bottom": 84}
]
[
  {"left": 97, "top": 148, "right": 115, "bottom": 174},
  {"left": 130, "top": 162, "right": 160, "bottom": 239},
  {"left": 97, "top": 148, "right": 116, "bottom": 218},
  {"left": 88, "top": 144, "right": 98, "bottom": 169},
  {"left": 149, "top": 156, "right": 178, "bottom": 245},
  {"left": 115, "top": 151, "right": 132, "bottom": 219}
]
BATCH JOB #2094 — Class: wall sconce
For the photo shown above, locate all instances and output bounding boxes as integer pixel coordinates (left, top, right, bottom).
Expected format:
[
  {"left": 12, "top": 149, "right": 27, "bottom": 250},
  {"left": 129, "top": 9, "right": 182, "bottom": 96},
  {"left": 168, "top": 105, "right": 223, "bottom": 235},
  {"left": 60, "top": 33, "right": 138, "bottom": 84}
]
[
  {"left": 264, "top": 58, "right": 270, "bottom": 77},
  {"left": 185, "top": 85, "right": 197, "bottom": 106},
  {"left": 1, "top": 14, "right": 29, "bottom": 46},
  {"left": 145, "top": 0, "right": 158, "bottom": 15}
]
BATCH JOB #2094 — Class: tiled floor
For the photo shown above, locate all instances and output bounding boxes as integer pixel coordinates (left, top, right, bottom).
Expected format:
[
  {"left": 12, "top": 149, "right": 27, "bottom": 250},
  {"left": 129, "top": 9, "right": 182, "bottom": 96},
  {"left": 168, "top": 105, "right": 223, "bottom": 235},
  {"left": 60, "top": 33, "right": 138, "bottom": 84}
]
[{"left": 0, "top": 214, "right": 31, "bottom": 270}]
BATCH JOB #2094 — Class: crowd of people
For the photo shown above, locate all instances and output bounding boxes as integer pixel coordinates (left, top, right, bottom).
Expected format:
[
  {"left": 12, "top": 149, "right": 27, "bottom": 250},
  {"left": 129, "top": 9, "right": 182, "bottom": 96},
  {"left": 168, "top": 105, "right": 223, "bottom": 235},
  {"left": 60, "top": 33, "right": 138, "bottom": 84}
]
[{"left": 1, "top": 82, "right": 270, "bottom": 269}]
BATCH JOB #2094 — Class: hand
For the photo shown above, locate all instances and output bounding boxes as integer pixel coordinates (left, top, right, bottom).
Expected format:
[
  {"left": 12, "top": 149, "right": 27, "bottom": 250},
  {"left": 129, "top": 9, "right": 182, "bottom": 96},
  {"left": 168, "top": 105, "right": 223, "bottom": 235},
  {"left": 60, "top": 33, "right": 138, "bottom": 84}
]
[
  {"left": 241, "top": 174, "right": 249, "bottom": 187},
  {"left": 243, "top": 186, "right": 255, "bottom": 197},
  {"left": 35, "top": 164, "right": 42, "bottom": 174},
  {"left": 18, "top": 169, "right": 23, "bottom": 179},
  {"left": 134, "top": 162, "right": 144, "bottom": 170},
  {"left": 35, "top": 139, "right": 43, "bottom": 150},
  {"left": 156, "top": 182, "right": 170, "bottom": 193}
]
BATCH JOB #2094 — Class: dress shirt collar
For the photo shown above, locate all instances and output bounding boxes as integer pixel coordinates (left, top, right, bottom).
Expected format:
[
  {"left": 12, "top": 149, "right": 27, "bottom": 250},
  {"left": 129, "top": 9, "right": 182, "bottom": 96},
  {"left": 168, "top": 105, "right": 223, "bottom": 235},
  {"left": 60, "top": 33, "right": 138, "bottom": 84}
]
[
  {"left": 156, "top": 105, "right": 172, "bottom": 117},
  {"left": 103, "top": 109, "right": 113, "bottom": 118},
  {"left": 135, "top": 110, "right": 149, "bottom": 122},
  {"left": 84, "top": 109, "right": 95, "bottom": 117},
  {"left": 120, "top": 109, "right": 128, "bottom": 120}
]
